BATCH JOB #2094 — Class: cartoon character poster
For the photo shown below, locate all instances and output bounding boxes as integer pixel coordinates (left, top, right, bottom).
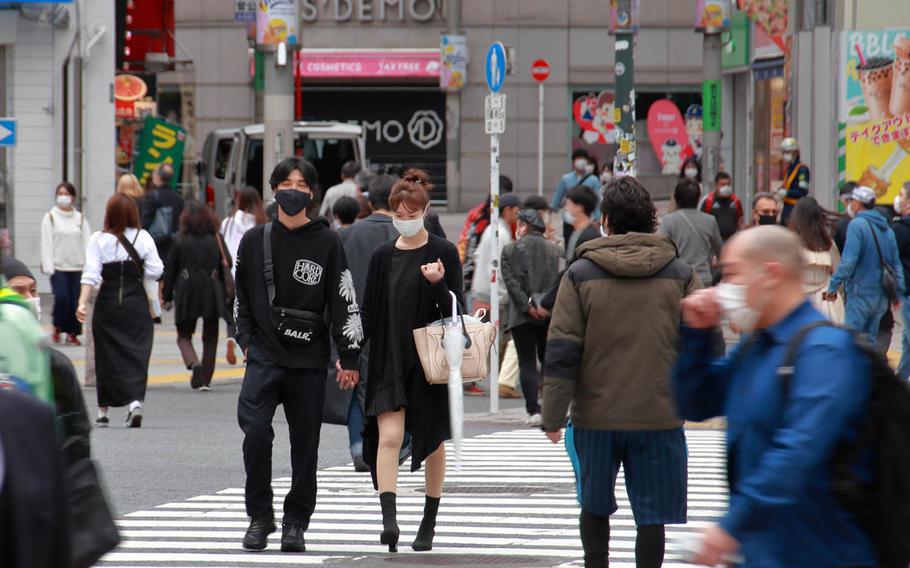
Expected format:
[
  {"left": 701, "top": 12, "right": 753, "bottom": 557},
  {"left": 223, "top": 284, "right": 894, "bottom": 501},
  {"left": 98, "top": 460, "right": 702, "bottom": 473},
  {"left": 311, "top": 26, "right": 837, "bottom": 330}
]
[
  {"left": 574, "top": 91, "right": 616, "bottom": 146},
  {"left": 840, "top": 30, "right": 910, "bottom": 202},
  {"left": 647, "top": 99, "right": 694, "bottom": 175}
]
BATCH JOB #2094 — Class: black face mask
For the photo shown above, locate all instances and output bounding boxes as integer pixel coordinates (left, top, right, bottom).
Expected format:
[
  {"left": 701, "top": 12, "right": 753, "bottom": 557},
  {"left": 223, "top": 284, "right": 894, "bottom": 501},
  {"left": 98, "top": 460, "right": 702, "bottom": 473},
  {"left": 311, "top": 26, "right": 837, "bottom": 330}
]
[
  {"left": 757, "top": 215, "right": 778, "bottom": 226},
  {"left": 274, "top": 189, "right": 312, "bottom": 217}
]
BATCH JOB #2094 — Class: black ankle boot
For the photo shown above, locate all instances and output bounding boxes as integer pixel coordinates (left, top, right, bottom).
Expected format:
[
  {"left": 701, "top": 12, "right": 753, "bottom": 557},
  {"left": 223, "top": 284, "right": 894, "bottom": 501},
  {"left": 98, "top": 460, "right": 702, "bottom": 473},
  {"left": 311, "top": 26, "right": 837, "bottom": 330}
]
[
  {"left": 379, "top": 492, "right": 400, "bottom": 552},
  {"left": 411, "top": 496, "right": 440, "bottom": 551}
]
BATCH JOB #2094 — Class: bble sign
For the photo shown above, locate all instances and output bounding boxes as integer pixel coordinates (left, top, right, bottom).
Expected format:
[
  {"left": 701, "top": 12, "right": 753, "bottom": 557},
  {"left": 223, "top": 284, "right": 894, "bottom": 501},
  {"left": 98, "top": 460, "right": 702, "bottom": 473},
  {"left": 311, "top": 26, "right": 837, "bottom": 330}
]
[{"left": 485, "top": 93, "right": 507, "bottom": 135}]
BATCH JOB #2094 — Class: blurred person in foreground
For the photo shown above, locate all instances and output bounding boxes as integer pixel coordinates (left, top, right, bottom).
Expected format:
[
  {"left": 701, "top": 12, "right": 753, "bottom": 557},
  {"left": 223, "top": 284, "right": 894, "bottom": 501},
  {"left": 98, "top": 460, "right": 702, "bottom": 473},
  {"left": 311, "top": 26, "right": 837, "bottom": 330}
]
[{"left": 673, "top": 225, "right": 875, "bottom": 567}]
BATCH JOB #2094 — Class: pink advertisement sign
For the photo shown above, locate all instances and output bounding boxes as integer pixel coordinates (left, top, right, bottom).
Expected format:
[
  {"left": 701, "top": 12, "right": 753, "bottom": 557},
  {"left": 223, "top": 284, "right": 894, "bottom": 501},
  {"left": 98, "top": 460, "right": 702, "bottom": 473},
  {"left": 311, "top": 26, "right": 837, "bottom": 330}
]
[
  {"left": 647, "top": 99, "right": 694, "bottom": 175},
  {"left": 297, "top": 50, "right": 441, "bottom": 79}
]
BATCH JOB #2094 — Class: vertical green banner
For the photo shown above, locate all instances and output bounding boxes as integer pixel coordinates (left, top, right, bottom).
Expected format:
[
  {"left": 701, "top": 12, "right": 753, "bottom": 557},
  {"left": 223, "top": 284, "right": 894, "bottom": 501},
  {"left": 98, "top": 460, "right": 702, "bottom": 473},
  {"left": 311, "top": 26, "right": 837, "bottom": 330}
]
[
  {"left": 703, "top": 79, "right": 721, "bottom": 132},
  {"left": 133, "top": 116, "right": 187, "bottom": 189}
]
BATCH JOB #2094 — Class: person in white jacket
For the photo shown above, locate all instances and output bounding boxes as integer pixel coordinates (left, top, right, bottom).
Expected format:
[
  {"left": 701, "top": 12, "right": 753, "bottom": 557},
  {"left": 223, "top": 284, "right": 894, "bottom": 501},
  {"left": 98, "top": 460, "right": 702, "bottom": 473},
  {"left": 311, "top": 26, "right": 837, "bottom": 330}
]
[
  {"left": 40, "top": 181, "right": 92, "bottom": 345},
  {"left": 467, "top": 192, "right": 521, "bottom": 396},
  {"left": 219, "top": 186, "right": 267, "bottom": 364}
]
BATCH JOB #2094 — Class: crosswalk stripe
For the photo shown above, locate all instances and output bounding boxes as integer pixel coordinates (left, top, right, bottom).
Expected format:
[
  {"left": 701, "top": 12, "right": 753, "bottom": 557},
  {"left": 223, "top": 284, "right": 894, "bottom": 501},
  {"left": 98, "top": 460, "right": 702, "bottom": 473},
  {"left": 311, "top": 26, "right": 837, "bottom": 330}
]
[{"left": 97, "top": 428, "right": 728, "bottom": 567}]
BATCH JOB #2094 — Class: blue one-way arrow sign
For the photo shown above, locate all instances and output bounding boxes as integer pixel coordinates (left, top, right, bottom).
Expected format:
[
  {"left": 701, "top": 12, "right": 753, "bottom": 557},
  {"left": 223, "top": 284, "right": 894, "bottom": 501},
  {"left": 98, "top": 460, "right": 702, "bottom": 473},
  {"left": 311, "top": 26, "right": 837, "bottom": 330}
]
[{"left": 0, "top": 119, "right": 16, "bottom": 147}]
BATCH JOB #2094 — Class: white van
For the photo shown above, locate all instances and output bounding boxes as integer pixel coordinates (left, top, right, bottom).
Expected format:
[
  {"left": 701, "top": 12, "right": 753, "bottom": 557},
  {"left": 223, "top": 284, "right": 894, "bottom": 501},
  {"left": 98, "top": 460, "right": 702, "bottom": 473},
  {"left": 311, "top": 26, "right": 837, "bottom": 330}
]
[{"left": 199, "top": 122, "right": 366, "bottom": 216}]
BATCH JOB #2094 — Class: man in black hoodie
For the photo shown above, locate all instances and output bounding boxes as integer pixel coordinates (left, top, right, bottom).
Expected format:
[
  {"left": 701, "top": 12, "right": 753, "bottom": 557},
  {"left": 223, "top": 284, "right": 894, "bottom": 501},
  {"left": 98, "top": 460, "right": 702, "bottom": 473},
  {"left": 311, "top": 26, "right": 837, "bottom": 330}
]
[{"left": 234, "top": 157, "right": 362, "bottom": 553}]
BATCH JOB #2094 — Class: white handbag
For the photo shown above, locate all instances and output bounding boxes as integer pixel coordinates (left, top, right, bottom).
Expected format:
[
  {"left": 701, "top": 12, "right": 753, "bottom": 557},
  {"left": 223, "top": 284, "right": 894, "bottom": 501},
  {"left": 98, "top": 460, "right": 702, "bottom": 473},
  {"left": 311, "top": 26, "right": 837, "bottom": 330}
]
[{"left": 412, "top": 305, "right": 497, "bottom": 385}]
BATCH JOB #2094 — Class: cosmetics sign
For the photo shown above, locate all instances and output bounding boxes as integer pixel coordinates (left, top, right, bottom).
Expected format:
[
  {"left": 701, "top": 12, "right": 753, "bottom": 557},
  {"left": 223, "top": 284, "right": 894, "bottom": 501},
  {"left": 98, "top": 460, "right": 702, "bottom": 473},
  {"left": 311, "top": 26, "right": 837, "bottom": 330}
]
[{"left": 840, "top": 30, "right": 910, "bottom": 202}]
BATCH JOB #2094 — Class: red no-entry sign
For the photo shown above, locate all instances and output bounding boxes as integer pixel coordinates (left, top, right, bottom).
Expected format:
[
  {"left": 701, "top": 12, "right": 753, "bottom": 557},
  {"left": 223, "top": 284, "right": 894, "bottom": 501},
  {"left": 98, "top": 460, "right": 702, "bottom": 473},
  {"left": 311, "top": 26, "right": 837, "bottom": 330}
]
[{"left": 530, "top": 59, "right": 550, "bottom": 82}]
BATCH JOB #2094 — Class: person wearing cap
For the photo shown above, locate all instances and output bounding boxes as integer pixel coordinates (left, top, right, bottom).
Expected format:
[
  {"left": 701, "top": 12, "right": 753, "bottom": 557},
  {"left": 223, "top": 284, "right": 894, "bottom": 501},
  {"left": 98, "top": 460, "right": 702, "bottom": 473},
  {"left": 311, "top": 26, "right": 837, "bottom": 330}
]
[
  {"left": 501, "top": 208, "right": 563, "bottom": 426},
  {"left": 778, "top": 137, "right": 811, "bottom": 226},
  {"left": 826, "top": 185, "right": 905, "bottom": 344}
]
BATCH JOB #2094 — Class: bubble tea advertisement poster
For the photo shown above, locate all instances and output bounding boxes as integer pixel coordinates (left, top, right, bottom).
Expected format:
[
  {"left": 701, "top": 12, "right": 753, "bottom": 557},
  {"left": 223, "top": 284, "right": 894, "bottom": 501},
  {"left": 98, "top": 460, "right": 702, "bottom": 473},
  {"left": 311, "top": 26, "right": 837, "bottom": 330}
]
[{"left": 840, "top": 30, "right": 910, "bottom": 202}]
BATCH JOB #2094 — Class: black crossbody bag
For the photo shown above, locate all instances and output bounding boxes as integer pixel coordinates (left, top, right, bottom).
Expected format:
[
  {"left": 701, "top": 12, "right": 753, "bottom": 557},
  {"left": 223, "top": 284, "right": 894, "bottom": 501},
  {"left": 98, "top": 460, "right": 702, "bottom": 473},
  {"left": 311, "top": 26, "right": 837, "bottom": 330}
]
[{"left": 263, "top": 223, "right": 326, "bottom": 345}]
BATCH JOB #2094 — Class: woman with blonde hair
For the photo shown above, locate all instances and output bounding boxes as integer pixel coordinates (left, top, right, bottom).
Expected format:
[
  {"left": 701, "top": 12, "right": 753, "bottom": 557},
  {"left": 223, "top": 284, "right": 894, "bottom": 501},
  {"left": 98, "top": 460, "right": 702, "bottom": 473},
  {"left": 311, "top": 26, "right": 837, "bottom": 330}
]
[{"left": 116, "top": 173, "right": 145, "bottom": 200}]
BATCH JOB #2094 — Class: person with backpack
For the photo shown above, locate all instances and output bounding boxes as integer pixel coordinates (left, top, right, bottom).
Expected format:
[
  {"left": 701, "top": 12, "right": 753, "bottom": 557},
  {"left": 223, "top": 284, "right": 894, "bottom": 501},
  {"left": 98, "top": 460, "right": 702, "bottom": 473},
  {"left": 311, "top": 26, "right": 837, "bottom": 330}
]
[
  {"left": 825, "top": 185, "right": 905, "bottom": 345},
  {"left": 699, "top": 172, "right": 743, "bottom": 241},
  {"left": 40, "top": 181, "right": 92, "bottom": 345},
  {"left": 673, "top": 225, "right": 878, "bottom": 567},
  {"left": 141, "top": 163, "right": 185, "bottom": 267},
  {"left": 162, "top": 201, "right": 229, "bottom": 391},
  {"left": 76, "top": 194, "right": 164, "bottom": 428}
]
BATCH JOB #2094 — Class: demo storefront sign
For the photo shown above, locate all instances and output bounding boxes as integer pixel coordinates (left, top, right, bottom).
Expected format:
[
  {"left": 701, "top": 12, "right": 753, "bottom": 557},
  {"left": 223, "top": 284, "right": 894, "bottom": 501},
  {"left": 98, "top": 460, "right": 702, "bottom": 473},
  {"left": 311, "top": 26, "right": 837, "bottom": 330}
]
[
  {"left": 301, "top": 0, "right": 441, "bottom": 23},
  {"left": 300, "top": 89, "right": 447, "bottom": 200}
]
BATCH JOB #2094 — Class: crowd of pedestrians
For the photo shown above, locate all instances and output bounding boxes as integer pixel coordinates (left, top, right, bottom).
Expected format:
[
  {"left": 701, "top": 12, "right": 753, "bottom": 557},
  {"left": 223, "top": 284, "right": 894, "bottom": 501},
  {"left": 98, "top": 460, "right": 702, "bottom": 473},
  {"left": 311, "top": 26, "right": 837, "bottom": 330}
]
[{"left": 5, "top": 140, "right": 910, "bottom": 568}]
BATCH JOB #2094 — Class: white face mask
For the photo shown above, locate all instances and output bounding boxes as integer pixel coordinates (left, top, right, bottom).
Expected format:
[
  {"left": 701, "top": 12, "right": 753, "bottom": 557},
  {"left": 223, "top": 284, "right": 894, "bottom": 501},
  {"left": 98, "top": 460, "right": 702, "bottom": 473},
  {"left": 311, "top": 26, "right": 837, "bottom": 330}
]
[
  {"left": 393, "top": 208, "right": 426, "bottom": 238},
  {"left": 563, "top": 210, "right": 576, "bottom": 225},
  {"left": 584, "top": 163, "right": 595, "bottom": 175},
  {"left": 685, "top": 168, "right": 699, "bottom": 179},
  {"left": 717, "top": 282, "right": 759, "bottom": 333},
  {"left": 601, "top": 172, "right": 613, "bottom": 184},
  {"left": 895, "top": 196, "right": 904, "bottom": 215},
  {"left": 847, "top": 204, "right": 857, "bottom": 218},
  {"left": 717, "top": 184, "right": 733, "bottom": 198},
  {"left": 574, "top": 158, "right": 587, "bottom": 172},
  {"left": 783, "top": 152, "right": 795, "bottom": 163},
  {"left": 56, "top": 194, "right": 73, "bottom": 208},
  {"left": 26, "top": 296, "right": 41, "bottom": 320}
]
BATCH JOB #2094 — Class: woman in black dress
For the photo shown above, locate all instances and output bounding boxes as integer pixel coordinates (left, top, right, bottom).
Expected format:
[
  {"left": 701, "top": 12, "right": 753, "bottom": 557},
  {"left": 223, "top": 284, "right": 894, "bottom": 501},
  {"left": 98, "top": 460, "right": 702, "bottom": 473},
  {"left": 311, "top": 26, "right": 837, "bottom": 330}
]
[
  {"left": 162, "top": 201, "right": 228, "bottom": 391},
  {"left": 76, "top": 194, "right": 163, "bottom": 427},
  {"left": 361, "top": 170, "right": 463, "bottom": 553}
]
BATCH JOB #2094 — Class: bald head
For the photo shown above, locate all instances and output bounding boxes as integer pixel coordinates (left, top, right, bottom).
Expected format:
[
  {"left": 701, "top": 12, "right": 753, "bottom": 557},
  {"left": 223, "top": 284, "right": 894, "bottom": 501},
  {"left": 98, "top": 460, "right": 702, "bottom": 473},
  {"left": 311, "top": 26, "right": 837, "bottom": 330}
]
[{"left": 724, "top": 226, "right": 806, "bottom": 279}]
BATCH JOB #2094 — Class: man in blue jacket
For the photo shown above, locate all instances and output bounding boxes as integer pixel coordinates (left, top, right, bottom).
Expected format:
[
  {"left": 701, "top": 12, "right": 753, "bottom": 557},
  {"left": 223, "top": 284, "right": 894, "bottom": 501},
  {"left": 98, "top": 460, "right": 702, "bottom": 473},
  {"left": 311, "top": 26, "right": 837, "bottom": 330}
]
[
  {"left": 827, "top": 185, "right": 905, "bottom": 344},
  {"left": 673, "top": 225, "right": 875, "bottom": 567}
]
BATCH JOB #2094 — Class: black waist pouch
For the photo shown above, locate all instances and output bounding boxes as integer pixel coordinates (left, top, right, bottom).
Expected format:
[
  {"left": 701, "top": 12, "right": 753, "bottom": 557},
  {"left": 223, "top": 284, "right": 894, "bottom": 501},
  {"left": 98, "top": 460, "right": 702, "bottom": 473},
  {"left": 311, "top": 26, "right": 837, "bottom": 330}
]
[{"left": 271, "top": 306, "right": 325, "bottom": 345}]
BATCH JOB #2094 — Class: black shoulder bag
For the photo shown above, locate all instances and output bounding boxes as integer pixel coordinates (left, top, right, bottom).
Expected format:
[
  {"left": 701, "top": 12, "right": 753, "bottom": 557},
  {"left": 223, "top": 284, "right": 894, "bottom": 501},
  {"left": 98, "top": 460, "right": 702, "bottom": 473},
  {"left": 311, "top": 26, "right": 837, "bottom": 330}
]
[
  {"left": 263, "top": 222, "right": 326, "bottom": 345},
  {"left": 865, "top": 218, "right": 900, "bottom": 303}
]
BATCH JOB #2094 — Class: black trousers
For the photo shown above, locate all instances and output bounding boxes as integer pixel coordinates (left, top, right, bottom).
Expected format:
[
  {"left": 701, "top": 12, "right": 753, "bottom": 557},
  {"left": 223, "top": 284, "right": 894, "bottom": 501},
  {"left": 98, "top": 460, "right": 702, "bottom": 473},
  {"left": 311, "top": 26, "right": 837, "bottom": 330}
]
[
  {"left": 50, "top": 270, "right": 82, "bottom": 336},
  {"left": 176, "top": 317, "right": 219, "bottom": 384},
  {"left": 511, "top": 322, "right": 547, "bottom": 415},
  {"left": 237, "top": 345, "right": 326, "bottom": 525}
]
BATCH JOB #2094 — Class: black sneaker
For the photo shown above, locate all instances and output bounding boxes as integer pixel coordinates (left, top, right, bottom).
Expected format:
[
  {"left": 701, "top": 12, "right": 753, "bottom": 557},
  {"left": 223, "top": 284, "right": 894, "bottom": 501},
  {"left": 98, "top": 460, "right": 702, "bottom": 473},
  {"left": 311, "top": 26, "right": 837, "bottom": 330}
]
[
  {"left": 125, "top": 407, "right": 143, "bottom": 428},
  {"left": 243, "top": 517, "right": 276, "bottom": 551},
  {"left": 280, "top": 519, "right": 306, "bottom": 552},
  {"left": 353, "top": 454, "right": 369, "bottom": 473},
  {"left": 190, "top": 363, "right": 204, "bottom": 390},
  {"left": 94, "top": 416, "right": 110, "bottom": 428}
]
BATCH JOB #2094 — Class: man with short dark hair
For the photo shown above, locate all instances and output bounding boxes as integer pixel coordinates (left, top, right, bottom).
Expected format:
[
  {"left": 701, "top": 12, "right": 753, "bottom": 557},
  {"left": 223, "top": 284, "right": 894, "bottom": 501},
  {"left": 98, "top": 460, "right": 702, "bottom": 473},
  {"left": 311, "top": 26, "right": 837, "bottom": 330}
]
[
  {"left": 659, "top": 179, "right": 723, "bottom": 286},
  {"left": 674, "top": 226, "right": 875, "bottom": 567},
  {"left": 563, "top": 185, "right": 599, "bottom": 259},
  {"left": 320, "top": 160, "right": 362, "bottom": 222},
  {"left": 332, "top": 196, "right": 360, "bottom": 230},
  {"left": 751, "top": 192, "right": 780, "bottom": 226},
  {"left": 234, "top": 157, "right": 362, "bottom": 552},
  {"left": 543, "top": 177, "right": 698, "bottom": 568},
  {"left": 700, "top": 171, "right": 743, "bottom": 241},
  {"left": 553, "top": 149, "right": 601, "bottom": 244},
  {"left": 826, "top": 185, "right": 904, "bottom": 344}
]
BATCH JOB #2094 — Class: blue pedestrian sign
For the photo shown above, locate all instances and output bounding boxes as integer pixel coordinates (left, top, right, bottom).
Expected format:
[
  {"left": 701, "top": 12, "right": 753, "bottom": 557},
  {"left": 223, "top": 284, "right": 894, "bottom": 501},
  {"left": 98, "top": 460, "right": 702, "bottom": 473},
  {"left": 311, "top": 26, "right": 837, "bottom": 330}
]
[
  {"left": 0, "top": 119, "right": 16, "bottom": 148},
  {"left": 485, "top": 42, "right": 507, "bottom": 93}
]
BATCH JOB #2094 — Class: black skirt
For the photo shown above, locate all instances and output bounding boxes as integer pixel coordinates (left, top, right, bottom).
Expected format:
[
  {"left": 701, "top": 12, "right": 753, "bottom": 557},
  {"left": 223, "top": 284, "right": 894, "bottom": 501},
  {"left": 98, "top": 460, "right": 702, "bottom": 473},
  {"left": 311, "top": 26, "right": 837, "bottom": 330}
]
[{"left": 93, "top": 261, "right": 153, "bottom": 407}]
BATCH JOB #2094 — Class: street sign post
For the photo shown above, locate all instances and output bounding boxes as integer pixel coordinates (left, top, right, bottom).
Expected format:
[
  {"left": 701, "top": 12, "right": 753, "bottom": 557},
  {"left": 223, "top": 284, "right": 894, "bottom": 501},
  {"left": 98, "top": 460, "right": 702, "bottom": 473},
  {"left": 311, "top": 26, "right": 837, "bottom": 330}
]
[
  {"left": 0, "top": 118, "right": 17, "bottom": 147},
  {"left": 531, "top": 59, "right": 550, "bottom": 196},
  {"left": 485, "top": 42, "right": 507, "bottom": 414}
]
